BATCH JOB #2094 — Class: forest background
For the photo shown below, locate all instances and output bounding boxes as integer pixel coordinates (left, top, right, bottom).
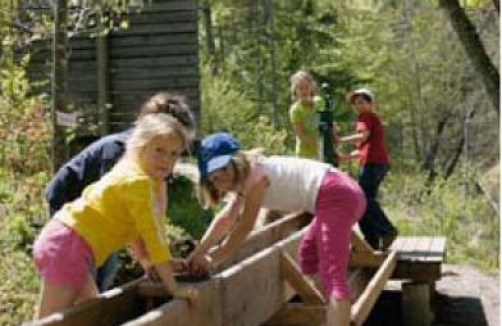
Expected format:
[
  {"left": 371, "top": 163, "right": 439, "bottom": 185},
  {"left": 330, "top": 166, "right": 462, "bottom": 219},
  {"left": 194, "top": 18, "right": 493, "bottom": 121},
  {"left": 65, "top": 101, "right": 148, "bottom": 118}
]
[{"left": 0, "top": 0, "right": 499, "bottom": 325}]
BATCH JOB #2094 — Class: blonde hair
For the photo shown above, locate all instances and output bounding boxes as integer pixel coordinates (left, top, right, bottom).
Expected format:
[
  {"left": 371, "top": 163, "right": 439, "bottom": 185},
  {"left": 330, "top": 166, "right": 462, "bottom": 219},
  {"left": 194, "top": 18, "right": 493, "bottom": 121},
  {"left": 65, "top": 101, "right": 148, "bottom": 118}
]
[
  {"left": 290, "top": 69, "right": 316, "bottom": 102},
  {"left": 197, "top": 149, "right": 263, "bottom": 209},
  {"left": 126, "top": 113, "right": 189, "bottom": 153}
]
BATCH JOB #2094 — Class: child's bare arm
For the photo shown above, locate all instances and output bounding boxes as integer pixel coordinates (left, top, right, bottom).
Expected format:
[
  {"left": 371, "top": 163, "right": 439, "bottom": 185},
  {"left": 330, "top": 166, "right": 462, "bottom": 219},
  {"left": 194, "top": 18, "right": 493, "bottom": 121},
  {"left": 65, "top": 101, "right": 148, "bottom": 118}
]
[
  {"left": 192, "top": 198, "right": 244, "bottom": 257},
  {"left": 208, "top": 178, "right": 268, "bottom": 266},
  {"left": 155, "top": 261, "right": 199, "bottom": 305},
  {"left": 129, "top": 238, "right": 150, "bottom": 267},
  {"left": 339, "top": 130, "right": 370, "bottom": 144}
]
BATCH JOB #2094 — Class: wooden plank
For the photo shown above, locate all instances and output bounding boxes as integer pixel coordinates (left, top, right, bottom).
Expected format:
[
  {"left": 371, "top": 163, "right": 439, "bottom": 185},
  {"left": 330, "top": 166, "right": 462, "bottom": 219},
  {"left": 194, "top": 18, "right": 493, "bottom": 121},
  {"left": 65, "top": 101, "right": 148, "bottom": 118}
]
[
  {"left": 110, "top": 56, "right": 198, "bottom": 68},
  {"left": 110, "top": 34, "right": 198, "bottom": 47},
  {"left": 264, "top": 303, "right": 326, "bottom": 326},
  {"left": 26, "top": 279, "right": 145, "bottom": 326},
  {"left": 112, "top": 23, "right": 197, "bottom": 36},
  {"left": 218, "top": 248, "right": 282, "bottom": 326},
  {"left": 351, "top": 252, "right": 397, "bottom": 326},
  {"left": 408, "top": 237, "right": 432, "bottom": 261},
  {"left": 138, "top": 0, "right": 197, "bottom": 12},
  {"left": 216, "top": 231, "right": 304, "bottom": 326},
  {"left": 128, "top": 11, "right": 197, "bottom": 25},
  {"left": 351, "top": 231, "right": 374, "bottom": 253},
  {"left": 427, "top": 236, "right": 447, "bottom": 262},
  {"left": 122, "top": 280, "right": 221, "bottom": 326},
  {"left": 113, "top": 77, "right": 199, "bottom": 91},
  {"left": 280, "top": 253, "right": 325, "bottom": 305},
  {"left": 215, "top": 213, "right": 311, "bottom": 272},
  {"left": 109, "top": 66, "right": 199, "bottom": 79},
  {"left": 109, "top": 44, "right": 198, "bottom": 59}
]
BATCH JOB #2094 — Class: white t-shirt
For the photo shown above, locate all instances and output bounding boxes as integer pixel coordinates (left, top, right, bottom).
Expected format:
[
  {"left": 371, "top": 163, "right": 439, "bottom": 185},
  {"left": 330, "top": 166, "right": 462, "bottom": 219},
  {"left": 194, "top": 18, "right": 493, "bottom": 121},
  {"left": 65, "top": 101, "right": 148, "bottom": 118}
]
[{"left": 259, "top": 156, "right": 335, "bottom": 214}]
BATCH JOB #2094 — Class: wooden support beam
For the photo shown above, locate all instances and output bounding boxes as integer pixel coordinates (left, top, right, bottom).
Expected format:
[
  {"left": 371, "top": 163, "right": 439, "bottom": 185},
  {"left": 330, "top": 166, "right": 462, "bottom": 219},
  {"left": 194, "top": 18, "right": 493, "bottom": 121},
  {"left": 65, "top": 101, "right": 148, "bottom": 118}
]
[
  {"left": 351, "top": 252, "right": 397, "bottom": 326},
  {"left": 215, "top": 212, "right": 311, "bottom": 272},
  {"left": 280, "top": 252, "right": 325, "bottom": 305},
  {"left": 347, "top": 268, "right": 372, "bottom": 303},
  {"left": 351, "top": 231, "right": 374, "bottom": 253},
  {"left": 349, "top": 251, "right": 387, "bottom": 268},
  {"left": 264, "top": 303, "right": 326, "bottom": 326}
]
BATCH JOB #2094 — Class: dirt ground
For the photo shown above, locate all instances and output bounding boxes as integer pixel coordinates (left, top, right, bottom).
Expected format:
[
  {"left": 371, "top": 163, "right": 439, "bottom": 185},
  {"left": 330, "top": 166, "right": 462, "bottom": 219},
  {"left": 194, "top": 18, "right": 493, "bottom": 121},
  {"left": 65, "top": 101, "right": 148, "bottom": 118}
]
[{"left": 364, "top": 264, "right": 499, "bottom": 326}]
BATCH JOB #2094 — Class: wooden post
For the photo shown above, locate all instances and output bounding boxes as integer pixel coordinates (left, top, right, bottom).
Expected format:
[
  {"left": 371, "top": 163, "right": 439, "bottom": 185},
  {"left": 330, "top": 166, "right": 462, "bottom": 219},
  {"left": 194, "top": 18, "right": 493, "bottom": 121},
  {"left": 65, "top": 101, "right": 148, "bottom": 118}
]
[
  {"left": 401, "top": 281, "right": 434, "bottom": 326},
  {"left": 51, "top": 0, "right": 69, "bottom": 171},
  {"left": 96, "top": 4, "right": 110, "bottom": 135},
  {"left": 351, "top": 252, "right": 397, "bottom": 326},
  {"left": 280, "top": 252, "right": 325, "bottom": 305}
]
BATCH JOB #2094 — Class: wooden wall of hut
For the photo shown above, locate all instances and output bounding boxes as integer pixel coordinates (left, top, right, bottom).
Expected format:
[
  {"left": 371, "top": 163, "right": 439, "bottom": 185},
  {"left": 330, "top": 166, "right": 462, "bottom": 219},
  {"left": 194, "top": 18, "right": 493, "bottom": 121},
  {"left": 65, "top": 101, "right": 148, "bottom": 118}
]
[{"left": 29, "top": 0, "right": 200, "bottom": 137}]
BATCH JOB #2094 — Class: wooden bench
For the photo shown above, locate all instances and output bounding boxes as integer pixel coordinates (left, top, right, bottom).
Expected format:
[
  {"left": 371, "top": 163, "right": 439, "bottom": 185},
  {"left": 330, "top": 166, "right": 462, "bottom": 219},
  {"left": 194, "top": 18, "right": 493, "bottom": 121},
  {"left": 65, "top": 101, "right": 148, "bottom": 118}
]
[{"left": 390, "top": 236, "right": 447, "bottom": 326}]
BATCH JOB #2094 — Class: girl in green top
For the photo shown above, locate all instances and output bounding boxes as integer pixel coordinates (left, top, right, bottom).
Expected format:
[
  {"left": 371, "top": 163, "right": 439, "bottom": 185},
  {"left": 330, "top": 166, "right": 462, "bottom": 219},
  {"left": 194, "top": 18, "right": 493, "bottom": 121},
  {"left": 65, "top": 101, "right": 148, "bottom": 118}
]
[{"left": 289, "top": 69, "right": 325, "bottom": 159}]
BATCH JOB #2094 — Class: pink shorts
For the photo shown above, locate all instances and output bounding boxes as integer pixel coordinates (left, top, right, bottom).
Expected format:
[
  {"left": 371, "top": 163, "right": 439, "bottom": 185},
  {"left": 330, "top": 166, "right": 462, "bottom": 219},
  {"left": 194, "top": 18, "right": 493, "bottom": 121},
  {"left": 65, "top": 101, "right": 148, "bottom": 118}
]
[{"left": 33, "top": 219, "right": 95, "bottom": 290}]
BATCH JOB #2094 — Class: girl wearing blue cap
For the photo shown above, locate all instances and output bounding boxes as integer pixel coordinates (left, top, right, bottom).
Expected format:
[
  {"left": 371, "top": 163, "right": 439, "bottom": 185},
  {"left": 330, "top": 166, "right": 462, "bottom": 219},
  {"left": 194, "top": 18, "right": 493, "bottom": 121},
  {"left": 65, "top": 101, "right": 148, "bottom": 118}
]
[{"left": 188, "top": 132, "right": 366, "bottom": 326}]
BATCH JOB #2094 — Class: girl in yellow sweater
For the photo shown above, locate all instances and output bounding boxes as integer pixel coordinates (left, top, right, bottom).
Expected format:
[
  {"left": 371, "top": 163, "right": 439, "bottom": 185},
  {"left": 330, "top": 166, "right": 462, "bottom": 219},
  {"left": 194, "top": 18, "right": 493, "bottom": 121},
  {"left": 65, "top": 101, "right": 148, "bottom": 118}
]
[{"left": 32, "top": 113, "right": 198, "bottom": 319}]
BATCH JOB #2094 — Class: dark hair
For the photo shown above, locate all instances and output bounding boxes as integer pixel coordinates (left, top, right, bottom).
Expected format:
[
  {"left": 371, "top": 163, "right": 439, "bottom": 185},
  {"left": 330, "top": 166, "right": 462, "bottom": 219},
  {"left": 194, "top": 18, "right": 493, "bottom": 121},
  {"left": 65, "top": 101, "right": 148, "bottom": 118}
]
[{"left": 137, "top": 92, "right": 196, "bottom": 138}]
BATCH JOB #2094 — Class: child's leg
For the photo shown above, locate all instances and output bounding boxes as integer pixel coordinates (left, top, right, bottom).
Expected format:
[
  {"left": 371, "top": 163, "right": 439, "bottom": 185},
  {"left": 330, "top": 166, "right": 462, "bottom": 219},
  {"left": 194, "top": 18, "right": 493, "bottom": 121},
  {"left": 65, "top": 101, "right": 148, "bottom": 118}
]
[
  {"left": 326, "top": 297, "right": 351, "bottom": 326},
  {"left": 297, "top": 220, "right": 319, "bottom": 275},
  {"left": 314, "top": 172, "right": 366, "bottom": 326},
  {"left": 35, "top": 281, "right": 79, "bottom": 319},
  {"left": 33, "top": 219, "right": 97, "bottom": 319},
  {"left": 75, "top": 273, "right": 99, "bottom": 304}
]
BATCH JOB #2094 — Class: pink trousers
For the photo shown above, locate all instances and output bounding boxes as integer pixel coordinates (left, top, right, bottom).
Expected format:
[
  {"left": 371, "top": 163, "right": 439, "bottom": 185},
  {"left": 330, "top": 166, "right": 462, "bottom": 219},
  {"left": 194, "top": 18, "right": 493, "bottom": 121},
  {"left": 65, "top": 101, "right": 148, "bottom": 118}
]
[{"left": 298, "top": 171, "right": 366, "bottom": 300}]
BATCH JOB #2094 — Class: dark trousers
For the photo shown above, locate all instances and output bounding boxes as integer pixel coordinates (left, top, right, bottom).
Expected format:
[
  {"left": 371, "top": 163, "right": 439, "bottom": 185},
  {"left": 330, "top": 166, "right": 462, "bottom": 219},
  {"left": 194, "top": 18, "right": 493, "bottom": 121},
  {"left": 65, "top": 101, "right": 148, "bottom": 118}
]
[{"left": 358, "top": 163, "right": 396, "bottom": 248}]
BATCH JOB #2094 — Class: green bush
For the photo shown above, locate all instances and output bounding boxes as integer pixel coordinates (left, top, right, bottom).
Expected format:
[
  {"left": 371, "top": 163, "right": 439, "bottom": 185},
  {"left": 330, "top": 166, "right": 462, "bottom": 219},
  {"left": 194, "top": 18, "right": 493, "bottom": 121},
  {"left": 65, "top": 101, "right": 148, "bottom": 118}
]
[{"left": 200, "top": 65, "right": 288, "bottom": 155}]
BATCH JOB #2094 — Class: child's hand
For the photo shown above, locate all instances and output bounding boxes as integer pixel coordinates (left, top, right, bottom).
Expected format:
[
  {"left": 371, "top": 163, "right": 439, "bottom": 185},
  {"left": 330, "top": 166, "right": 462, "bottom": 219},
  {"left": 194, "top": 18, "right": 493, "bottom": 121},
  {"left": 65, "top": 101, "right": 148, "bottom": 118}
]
[
  {"left": 187, "top": 253, "right": 213, "bottom": 276},
  {"left": 144, "top": 265, "right": 161, "bottom": 282},
  {"left": 170, "top": 258, "right": 188, "bottom": 273},
  {"left": 173, "top": 286, "right": 199, "bottom": 307}
]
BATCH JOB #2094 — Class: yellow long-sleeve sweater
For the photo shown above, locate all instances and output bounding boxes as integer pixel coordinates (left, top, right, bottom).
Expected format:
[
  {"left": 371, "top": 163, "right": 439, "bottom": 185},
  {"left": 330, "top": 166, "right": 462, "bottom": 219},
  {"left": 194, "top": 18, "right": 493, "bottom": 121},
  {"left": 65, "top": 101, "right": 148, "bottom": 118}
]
[{"left": 56, "top": 160, "right": 171, "bottom": 267}]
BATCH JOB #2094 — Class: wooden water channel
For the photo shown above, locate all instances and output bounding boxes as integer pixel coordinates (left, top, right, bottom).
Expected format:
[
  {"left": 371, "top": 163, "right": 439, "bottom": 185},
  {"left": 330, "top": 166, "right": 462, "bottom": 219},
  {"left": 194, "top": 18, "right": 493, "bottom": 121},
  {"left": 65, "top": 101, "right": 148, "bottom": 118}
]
[{"left": 26, "top": 213, "right": 446, "bottom": 326}]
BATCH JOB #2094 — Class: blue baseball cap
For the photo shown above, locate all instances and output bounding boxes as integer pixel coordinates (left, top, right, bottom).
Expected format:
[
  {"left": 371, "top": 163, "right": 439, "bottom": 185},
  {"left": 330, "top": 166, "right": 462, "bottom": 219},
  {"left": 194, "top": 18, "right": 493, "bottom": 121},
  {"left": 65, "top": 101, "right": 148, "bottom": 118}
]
[{"left": 197, "top": 132, "right": 240, "bottom": 179}]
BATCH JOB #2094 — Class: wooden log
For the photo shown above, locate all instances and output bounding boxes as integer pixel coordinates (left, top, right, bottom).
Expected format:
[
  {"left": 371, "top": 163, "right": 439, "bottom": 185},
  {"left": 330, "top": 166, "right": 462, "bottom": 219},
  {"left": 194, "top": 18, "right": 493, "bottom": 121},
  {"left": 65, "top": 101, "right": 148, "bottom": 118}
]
[
  {"left": 401, "top": 282, "right": 434, "bottom": 326},
  {"left": 280, "top": 253, "right": 325, "bottom": 305},
  {"left": 351, "top": 252, "right": 397, "bottom": 326}
]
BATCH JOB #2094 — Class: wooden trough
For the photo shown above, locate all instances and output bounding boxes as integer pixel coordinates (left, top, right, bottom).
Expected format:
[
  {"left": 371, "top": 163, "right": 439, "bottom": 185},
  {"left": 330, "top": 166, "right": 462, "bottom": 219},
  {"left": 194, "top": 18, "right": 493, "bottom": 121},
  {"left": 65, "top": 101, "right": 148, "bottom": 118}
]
[{"left": 25, "top": 212, "right": 445, "bottom": 326}]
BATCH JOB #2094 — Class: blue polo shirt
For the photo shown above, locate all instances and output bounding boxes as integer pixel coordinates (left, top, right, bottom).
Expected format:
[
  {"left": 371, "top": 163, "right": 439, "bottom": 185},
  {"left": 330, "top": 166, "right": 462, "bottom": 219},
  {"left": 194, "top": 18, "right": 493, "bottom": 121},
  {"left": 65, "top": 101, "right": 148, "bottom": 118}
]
[{"left": 45, "top": 129, "right": 133, "bottom": 216}]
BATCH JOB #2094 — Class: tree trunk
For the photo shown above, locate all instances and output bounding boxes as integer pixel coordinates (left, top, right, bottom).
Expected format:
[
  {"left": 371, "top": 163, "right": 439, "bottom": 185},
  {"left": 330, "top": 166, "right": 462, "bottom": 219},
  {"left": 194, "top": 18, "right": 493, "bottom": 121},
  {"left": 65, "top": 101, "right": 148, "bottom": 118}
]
[
  {"left": 493, "top": 0, "right": 500, "bottom": 14},
  {"left": 424, "top": 112, "right": 450, "bottom": 180},
  {"left": 443, "top": 108, "right": 477, "bottom": 180},
  {"left": 438, "top": 0, "right": 500, "bottom": 116}
]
